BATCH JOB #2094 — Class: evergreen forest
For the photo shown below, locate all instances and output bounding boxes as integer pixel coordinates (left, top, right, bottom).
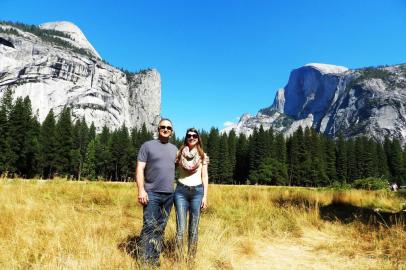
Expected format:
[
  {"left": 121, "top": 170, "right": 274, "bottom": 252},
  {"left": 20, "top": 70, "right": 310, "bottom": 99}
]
[{"left": 1, "top": 89, "right": 405, "bottom": 187}]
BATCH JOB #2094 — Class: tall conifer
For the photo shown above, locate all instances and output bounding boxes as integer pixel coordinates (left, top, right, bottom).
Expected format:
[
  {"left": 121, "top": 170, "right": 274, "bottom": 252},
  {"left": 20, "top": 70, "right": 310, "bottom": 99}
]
[
  {"left": 55, "top": 107, "right": 73, "bottom": 176},
  {"left": 39, "top": 109, "right": 57, "bottom": 178},
  {"left": 207, "top": 127, "right": 220, "bottom": 182},
  {"left": 336, "top": 135, "right": 348, "bottom": 182}
]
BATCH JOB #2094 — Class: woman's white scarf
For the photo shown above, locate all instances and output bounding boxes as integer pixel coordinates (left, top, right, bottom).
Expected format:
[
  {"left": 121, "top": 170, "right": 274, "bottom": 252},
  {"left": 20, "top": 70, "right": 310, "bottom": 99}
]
[{"left": 180, "top": 146, "right": 201, "bottom": 173}]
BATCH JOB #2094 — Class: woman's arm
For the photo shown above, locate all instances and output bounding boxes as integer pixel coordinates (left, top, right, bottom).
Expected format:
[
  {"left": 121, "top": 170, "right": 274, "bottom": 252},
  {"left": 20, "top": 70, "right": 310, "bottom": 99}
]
[{"left": 201, "top": 161, "right": 209, "bottom": 209}]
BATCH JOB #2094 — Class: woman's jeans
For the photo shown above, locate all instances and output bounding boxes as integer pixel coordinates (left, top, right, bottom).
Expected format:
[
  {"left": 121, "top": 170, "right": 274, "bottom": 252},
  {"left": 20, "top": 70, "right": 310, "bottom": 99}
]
[
  {"left": 174, "top": 183, "right": 204, "bottom": 258},
  {"left": 139, "top": 191, "right": 173, "bottom": 265}
]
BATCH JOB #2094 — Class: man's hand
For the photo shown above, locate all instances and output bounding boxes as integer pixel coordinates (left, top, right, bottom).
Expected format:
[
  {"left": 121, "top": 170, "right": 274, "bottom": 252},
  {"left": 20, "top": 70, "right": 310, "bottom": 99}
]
[
  {"left": 136, "top": 161, "right": 147, "bottom": 205},
  {"left": 138, "top": 189, "right": 149, "bottom": 205}
]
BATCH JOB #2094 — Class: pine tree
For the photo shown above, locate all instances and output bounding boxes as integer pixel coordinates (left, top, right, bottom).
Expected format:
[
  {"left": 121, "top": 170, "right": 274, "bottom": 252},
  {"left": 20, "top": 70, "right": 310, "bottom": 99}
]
[
  {"left": 235, "top": 133, "right": 249, "bottom": 183},
  {"left": 139, "top": 123, "right": 153, "bottom": 145},
  {"left": 206, "top": 127, "right": 220, "bottom": 183},
  {"left": 71, "top": 119, "right": 81, "bottom": 178},
  {"left": 55, "top": 107, "right": 73, "bottom": 177},
  {"left": 110, "top": 125, "right": 130, "bottom": 181},
  {"left": 274, "top": 133, "right": 286, "bottom": 164},
  {"left": 387, "top": 139, "right": 403, "bottom": 183},
  {"left": 357, "top": 136, "right": 375, "bottom": 178},
  {"left": 0, "top": 105, "right": 8, "bottom": 174},
  {"left": 336, "top": 134, "right": 347, "bottom": 183},
  {"left": 267, "top": 127, "right": 275, "bottom": 158},
  {"left": 1, "top": 86, "right": 14, "bottom": 117},
  {"left": 301, "top": 127, "right": 314, "bottom": 186},
  {"left": 39, "top": 109, "right": 57, "bottom": 178},
  {"left": 376, "top": 142, "right": 389, "bottom": 179},
  {"left": 324, "top": 136, "right": 336, "bottom": 184},
  {"left": 401, "top": 146, "right": 406, "bottom": 186},
  {"left": 256, "top": 125, "right": 268, "bottom": 164},
  {"left": 95, "top": 125, "right": 111, "bottom": 179},
  {"left": 82, "top": 138, "right": 97, "bottom": 180},
  {"left": 286, "top": 135, "right": 296, "bottom": 186},
  {"left": 354, "top": 137, "right": 364, "bottom": 179},
  {"left": 304, "top": 128, "right": 327, "bottom": 186},
  {"left": 169, "top": 130, "right": 181, "bottom": 146},
  {"left": 287, "top": 127, "right": 307, "bottom": 186},
  {"left": 249, "top": 156, "right": 288, "bottom": 185},
  {"left": 218, "top": 133, "right": 231, "bottom": 183},
  {"left": 200, "top": 129, "right": 209, "bottom": 152},
  {"left": 88, "top": 122, "right": 96, "bottom": 142},
  {"left": 248, "top": 125, "right": 269, "bottom": 182},
  {"left": 227, "top": 130, "right": 237, "bottom": 183},
  {"left": 7, "top": 97, "right": 23, "bottom": 174},
  {"left": 8, "top": 97, "right": 35, "bottom": 176},
  {"left": 346, "top": 138, "right": 357, "bottom": 182},
  {"left": 118, "top": 125, "right": 131, "bottom": 180},
  {"left": 128, "top": 127, "right": 139, "bottom": 180},
  {"left": 364, "top": 137, "right": 378, "bottom": 177},
  {"left": 22, "top": 97, "right": 40, "bottom": 178},
  {"left": 71, "top": 117, "right": 89, "bottom": 179},
  {"left": 0, "top": 89, "right": 13, "bottom": 175},
  {"left": 248, "top": 128, "right": 259, "bottom": 176}
]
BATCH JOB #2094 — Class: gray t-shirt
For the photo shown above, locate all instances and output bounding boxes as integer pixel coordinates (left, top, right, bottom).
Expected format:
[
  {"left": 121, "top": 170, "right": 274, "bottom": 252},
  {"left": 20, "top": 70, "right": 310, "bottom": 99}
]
[{"left": 137, "top": 139, "right": 178, "bottom": 193}]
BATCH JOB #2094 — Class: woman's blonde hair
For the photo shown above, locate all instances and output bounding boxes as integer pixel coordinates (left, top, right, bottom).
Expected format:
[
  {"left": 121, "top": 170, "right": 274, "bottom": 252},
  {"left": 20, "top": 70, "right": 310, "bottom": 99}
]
[{"left": 176, "top": 128, "right": 205, "bottom": 163}]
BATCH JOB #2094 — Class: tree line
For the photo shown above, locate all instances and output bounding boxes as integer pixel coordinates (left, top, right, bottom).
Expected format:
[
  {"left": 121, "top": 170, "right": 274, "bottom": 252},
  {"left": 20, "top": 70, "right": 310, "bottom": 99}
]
[
  {"left": 0, "top": 88, "right": 153, "bottom": 181},
  {"left": 202, "top": 126, "right": 406, "bottom": 186},
  {"left": 1, "top": 88, "right": 406, "bottom": 186}
]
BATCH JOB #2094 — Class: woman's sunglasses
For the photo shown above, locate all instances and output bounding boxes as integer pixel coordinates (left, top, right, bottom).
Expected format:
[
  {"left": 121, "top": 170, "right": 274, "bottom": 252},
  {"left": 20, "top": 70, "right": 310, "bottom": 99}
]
[
  {"left": 186, "top": 133, "right": 198, "bottom": 139},
  {"left": 159, "top": 125, "right": 173, "bottom": 131}
]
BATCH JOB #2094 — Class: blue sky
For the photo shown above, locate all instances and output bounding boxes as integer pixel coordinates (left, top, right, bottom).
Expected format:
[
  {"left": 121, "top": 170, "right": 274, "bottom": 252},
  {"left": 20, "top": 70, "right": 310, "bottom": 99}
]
[{"left": 1, "top": 0, "right": 406, "bottom": 135}]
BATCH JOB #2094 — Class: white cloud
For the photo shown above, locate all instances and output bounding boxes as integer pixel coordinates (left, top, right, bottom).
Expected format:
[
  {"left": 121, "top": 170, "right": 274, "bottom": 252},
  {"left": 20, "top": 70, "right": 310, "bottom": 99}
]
[{"left": 223, "top": 121, "right": 235, "bottom": 127}]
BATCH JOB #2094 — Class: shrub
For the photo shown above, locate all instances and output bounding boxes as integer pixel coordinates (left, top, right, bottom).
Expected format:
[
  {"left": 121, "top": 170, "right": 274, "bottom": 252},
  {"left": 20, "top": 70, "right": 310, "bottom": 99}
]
[
  {"left": 352, "top": 177, "right": 389, "bottom": 190},
  {"left": 330, "top": 181, "right": 352, "bottom": 190}
]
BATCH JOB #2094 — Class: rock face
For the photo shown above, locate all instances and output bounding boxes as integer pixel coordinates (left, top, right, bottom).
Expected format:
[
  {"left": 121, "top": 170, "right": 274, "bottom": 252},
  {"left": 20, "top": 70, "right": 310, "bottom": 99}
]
[
  {"left": 225, "top": 63, "right": 406, "bottom": 144},
  {"left": 39, "top": 21, "right": 102, "bottom": 59},
  {"left": 0, "top": 21, "right": 161, "bottom": 131}
]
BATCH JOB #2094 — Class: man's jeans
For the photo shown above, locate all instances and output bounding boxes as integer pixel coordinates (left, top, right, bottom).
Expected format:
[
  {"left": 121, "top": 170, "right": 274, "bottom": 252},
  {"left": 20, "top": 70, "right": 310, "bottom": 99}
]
[
  {"left": 174, "top": 183, "right": 204, "bottom": 258},
  {"left": 139, "top": 191, "right": 173, "bottom": 265}
]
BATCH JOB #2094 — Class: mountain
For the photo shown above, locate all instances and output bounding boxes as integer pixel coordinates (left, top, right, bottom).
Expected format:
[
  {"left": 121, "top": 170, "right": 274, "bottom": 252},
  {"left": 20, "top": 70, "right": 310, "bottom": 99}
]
[
  {"left": 0, "top": 21, "right": 160, "bottom": 131},
  {"left": 223, "top": 63, "right": 406, "bottom": 143}
]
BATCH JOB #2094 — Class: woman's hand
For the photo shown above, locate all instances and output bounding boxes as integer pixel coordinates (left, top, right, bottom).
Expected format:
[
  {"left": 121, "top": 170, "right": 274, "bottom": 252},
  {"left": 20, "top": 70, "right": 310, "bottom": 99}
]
[{"left": 201, "top": 196, "right": 207, "bottom": 209}]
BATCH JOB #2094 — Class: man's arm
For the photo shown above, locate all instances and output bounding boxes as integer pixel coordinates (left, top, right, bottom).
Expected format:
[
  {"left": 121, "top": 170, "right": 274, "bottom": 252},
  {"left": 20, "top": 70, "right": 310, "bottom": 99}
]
[{"left": 136, "top": 161, "right": 148, "bottom": 205}]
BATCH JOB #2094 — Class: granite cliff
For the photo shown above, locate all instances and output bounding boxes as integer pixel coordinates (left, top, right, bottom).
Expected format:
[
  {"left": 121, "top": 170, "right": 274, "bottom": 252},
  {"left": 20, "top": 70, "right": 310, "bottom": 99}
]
[
  {"left": 0, "top": 21, "right": 161, "bottom": 131},
  {"left": 224, "top": 63, "right": 406, "bottom": 143}
]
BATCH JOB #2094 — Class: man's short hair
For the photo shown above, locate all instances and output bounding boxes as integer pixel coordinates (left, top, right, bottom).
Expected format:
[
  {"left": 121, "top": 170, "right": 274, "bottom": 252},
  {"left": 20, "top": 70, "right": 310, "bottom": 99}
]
[{"left": 159, "top": 118, "right": 173, "bottom": 126}]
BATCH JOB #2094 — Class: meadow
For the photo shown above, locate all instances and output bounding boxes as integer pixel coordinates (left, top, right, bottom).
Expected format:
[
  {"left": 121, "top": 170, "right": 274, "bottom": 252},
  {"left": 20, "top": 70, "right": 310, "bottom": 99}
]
[{"left": 0, "top": 179, "right": 405, "bottom": 270}]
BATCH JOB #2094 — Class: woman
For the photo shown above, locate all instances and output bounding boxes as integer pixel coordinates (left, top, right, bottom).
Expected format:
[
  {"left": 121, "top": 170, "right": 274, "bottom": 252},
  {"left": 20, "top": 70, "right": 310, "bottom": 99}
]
[{"left": 174, "top": 128, "right": 209, "bottom": 259}]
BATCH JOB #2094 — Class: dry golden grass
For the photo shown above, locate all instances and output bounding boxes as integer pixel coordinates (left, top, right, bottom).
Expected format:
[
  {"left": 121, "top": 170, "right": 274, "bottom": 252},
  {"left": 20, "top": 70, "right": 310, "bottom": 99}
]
[{"left": 0, "top": 179, "right": 405, "bottom": 269}]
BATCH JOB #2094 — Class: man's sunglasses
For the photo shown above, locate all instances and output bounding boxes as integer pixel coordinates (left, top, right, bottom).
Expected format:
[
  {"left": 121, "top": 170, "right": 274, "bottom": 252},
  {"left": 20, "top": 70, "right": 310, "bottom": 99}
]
[
  {"left": 159, "top": 125, "right": 173, "bottom": 131},
  {"left": 186, "top": 133, "right": 198, "bottom": 139}
]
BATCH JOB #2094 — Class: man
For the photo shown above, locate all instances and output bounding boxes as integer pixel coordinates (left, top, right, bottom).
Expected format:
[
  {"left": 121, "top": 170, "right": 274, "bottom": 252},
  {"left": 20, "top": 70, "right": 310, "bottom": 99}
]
[{"left": 136, "top": 118, "right": 178, "bottom": 266}]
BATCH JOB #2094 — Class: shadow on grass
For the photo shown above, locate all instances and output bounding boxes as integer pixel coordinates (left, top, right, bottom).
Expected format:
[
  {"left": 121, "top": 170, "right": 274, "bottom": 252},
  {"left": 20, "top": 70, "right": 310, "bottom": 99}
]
[
  {"left": 117, "top": 235, "right": 177, "bottom": 262},
  {"left": 118, "top": 235, "right": 141, "bottom": 261},
  {"left": 319, "top": 202, "right": 406, "bottom": 230}
]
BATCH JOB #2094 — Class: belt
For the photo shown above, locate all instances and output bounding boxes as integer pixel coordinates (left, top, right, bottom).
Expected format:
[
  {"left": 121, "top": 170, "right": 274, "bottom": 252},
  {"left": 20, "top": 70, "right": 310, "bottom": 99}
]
[{"left": 176, "top": 181, "right": 202, "bottom": 190}]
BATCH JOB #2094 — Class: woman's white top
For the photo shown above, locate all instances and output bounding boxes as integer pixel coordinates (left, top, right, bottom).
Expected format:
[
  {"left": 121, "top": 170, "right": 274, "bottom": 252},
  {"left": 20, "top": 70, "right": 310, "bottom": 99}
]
[{"left": 178, "top": 154, "right": 208, "bottom": 186}]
